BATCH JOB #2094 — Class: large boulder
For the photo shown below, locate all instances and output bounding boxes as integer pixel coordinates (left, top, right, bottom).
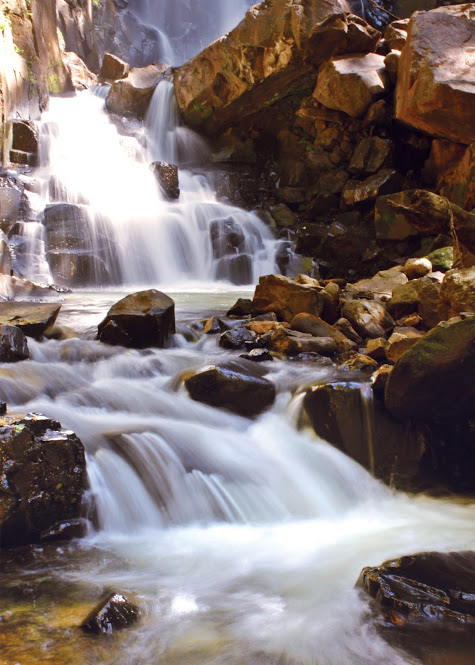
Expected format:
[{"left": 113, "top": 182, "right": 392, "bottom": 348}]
[
  {"left": 385, "top": 318, "right": 475, "bottom": 422},
  {"left": 106, "top": 63, "right": 166, "bottom": 119},
  {"left": 184, "top": 365, "right": 276, "bottom": 417},
  {"left": 395, "top": 5, "right": 475, "bottom": 145},
  {"left": 438, "top": 268, "right": 475, "bottom": 320},
  {"left": 314, "top": 52, "right": 388, "bottom": 118},
  {"left": 98, "top": 289, "right": 175, "bottom": 349},
  {"left": 0, "top": 414, "right": 87, "bottom": 547},
  {"left": 173, "top": 0, "right": 383, "bottom": 135},
  {"left": 357, "top": 551, "right": 475, "bottom": 630},
  {"left": 0, "top": 302, "right": 61, "bottom": 338},
  {"left": 252, "top": 274, "right": 324, "bottom": 323}
]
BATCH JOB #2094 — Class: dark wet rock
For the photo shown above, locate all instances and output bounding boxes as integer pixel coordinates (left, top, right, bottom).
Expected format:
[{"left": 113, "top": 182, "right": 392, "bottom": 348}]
[
  {"left": 216, "top": 254, "right": 253, "bottom": 285},
  {"left": 0, "top": 324, "right": 29, "bottom": 362},
  {"left": 341, "top": 299, "right": 394, "bottom": 339},
  {"left": 240, "top": 348, "right": 274, "bottom": 363},
  {"left": 98, "top": 289, "right": 175, "bottom": 349},
  {"left": 252, "top": 274, "right": 324, "bottom": 324},
  {"left": 40, "top": 518, "right": 89, "bottom": 542},
  {"left": 210, "top": 217, "right": 246, "bottom": 259},
  {"left": 0, "top": 173, "right": 27, "bottom": 226},
  {"left": 10, "top": 121, "right": 39, "bottom": 166},
  {"left": 357, "top": 551, "right": 475, "bottom": 630},
  {"left": 81, "top": 592, "right": 139, "bottom": 635},
  {"left": 341, "top": 169, "right": 403, "bottom": 208},
  {"left": 0, "top": 302, "right": 61, "bottom": 339},
  {"left": 150, "top": 161, "right": 180, "bottom": 200},
  {"left": 304, "top": 382, "right": 425, "bottom": 486},
  {"left": 385, "top": 318, "right": 475, "bottom": 423},
  {"left": 43, "top": 203, "right": 93, "bottom": 251},
  {"left": 226, "top": 298, "right": 253, "bottom": 318},
  {"left": 0, "top": 414, "right": 87, "bottom": 548},
  {"left": 99, "top": 53, "right": 130, "bottom": 83},
  {"left": 219, "top": 326, "right": 256, "bottom": 350},
  {"left": 185, "top": 366, "right": 276, "bottom": 417}
]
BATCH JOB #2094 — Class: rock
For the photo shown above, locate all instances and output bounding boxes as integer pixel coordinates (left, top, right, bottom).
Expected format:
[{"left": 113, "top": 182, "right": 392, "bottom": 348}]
[
  {"left": 246, "top": 321, "right": 286, "bottom": 336},
  {"left": 209, "top": 217, "right": 245, "bottom": 259},
  {"left": 383, "top": 19, "right": 409, "bottom": 50},
  {"left": 425, "top": 247, "right": 454, "bottom": 273},
  {"left": 395, "top": 5, "right": 475, "bottom": 145},
  {"left": 388, "top": 276, "right": 441, "bottom": 328},
  {"left": 371, "top": 364, "right": 393, "bottom": 392},
  {"left": 269, "top": 327, "right": 337, "bottom": 356},
  {"left": 184, "top": 365, "right": 276, "bottom": 417},
  {"left": 62, "top": 51, "right": 98, "bottom": 90},
  {"left": 438, "top": 268, "right": 475, "bottom": 321},
  {"left": 240, "top": 348, "right": 273, "bottom": 362},
  {"left": 226, "top": 298, "right": 253, "bottom": 317},
  {"left": 341, "top": 169, "right": 402, "bottom": 208},
  {"left": 0, "top": 302, "right": 61, "bottom": 339},
  {"left": 366, "top": 337, "right": 388, "bottom": 361},
  {"left": 150, "top": 161, "right": 180, "bottom": 200},
  {"left": 0, "top": 413, "right": 87, "bottom": 547},
  {"left": 0, "top": 324, "right": 29, "bottom": 362},
  {"left": 40, "top": 518, "right": 88, "bottom": 542},
  {"left": 304, "top": 382, "right": 423, "bottom": 486},
  {"left": 97, "top": 289, "right": 175, "bottom": 349},
  {"left": 341, "top": 299, "right": 394, "bottom": 339},
  {"left": 403, "top": 257, "right": 432, "bottom": 280},
  {"left": 219, "top": 326, "right": 256, "bottom": 350},
  {"left": 291, "top": 312, "right": 356, "bottom": 353},
  {"left": 252, "top": 274, "right": 324, "bottom": 323},
  {"left": 385, "top": 318, "right": 475, "bottom": 422},
  {"left": 375, "top": 189, "right": 452, "bottom": 236},
  {"left": 269, "top": 204, "right": 297, "bottom": 229},
  {"left": 451, "top": 205, "right": 475, "bottom": 265},
  {"left": 0, "top": 173, "right": 27, "bottom": 225},
  {"left": 383, "top": 49, "right": 400, "bottom": 85},
  {"left": 424, "top": 140, "right": 475, "bottom": 212},
  {"left": 374, "top": 193, "right": 421, "bottom": 241},
  {"left": 173, "top": 0, "right": 354, "bottom": 134},
  {"left": 334, "top": 317, "right": 363, "bottom": 343},
  {"left": 314, "top": 53, "right": 388, "bottom": 118},
  {"left": 11, "top": 120, "right": 38, "bottom": 158},
  {"left": 0, "top": 274, "right": 65, "bottom": 302},
  {"left": 99, "top": 53, "right": 130, "bottom": 83},
  {"left": 346, "top": 267, "right": 408, "bottom": 301},
  {"left": 386, "top": 327, "right": 425, "bottom": 363},
  {"left": 81, "top": 592, "right": 139, "bottom": 634},
  {"left": 43, "top": 203, "right": 93, "bottom": 251},
  {"left": 348, "top": 136, "right": 391, "bottom": 175},
  {"left": 357, "top": 551, "right": 475, "bottom": 630},
  {"left": 106, "top": 63, "right": 166, "bottom": 119},
  {"left": 339, "top": 353, "right": 378, "bottom": 371}
]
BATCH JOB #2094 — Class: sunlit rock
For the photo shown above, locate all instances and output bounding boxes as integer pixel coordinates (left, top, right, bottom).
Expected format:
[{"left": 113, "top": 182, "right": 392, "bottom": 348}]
[
  {"left": 252, "top": 273, "right": 324, "bottom": 323},
  {"left": 0, "top": 302, "right": 61, "bottom": 338},
  {"left": 99, "top": 53, "right": 130, "bottom": 83},
  {"left": 106, "top": 63, "right": 167, "bottom": 118}
]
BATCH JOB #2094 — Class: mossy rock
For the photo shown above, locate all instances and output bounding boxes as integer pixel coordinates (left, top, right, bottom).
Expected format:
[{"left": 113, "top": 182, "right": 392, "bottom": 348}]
[{"left": 426, "top": 246, "right": 453, "bottom": 272}]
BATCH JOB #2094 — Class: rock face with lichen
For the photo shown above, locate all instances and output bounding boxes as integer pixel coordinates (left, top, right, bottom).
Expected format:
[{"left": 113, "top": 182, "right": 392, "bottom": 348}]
[{"left": 0, "top": 414, "right": 87, "bottom": 547}]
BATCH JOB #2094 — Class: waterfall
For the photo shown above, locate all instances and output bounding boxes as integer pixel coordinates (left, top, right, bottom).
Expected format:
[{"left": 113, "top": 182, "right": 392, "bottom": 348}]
[{"left": 26, "top": 81, "right": 277, "bottom": 290}]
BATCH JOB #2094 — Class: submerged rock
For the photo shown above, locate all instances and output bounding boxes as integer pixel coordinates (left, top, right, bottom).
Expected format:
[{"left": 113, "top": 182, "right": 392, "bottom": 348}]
[
  {"left": 0, "top": 414, "right": 87, "bottom": 547},
  {"left": 185, "top": 365, "right": 276, "bottom": 417},
  {"left": 81, "top": 592, "right": 139, "bottom": 634},
  {"left": 98, "top": 289, "right": 175, "bottom": 349}
]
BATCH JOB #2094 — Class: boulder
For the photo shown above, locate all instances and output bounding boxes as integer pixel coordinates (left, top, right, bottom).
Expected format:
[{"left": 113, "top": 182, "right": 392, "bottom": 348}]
[
  {"left": 106, "top": 63, "right": 166, "bottom": 119},
  {"left": 81, "top": 592, "right": 139, "bottom": 634},
  {"left": 0, "top": 173, "right": 26, "bottom": 226},
  {"left": 97, "top": 290, "right": 175, "bottom": 349},
  {"left": 341, "top": 299, "right": 394, "bottom": 339},
  {"left": 11, "top": 120, "right": 38, "bottom": 157},
  {"left": 346, "top": 267, "right": 408, "bottom": 301},
  {"left": 0, "top": 414, "right": 87, "bottom": 547},
  {"left": 304, "top": 382, "right": 424, "bottom": 486},
  {"left": 150, "top": 161, "right": 180, "bottom": 200},
  {"left": 375, "top": 190, "right": 451, "bottom": 235},
  {"left": 184, "top": 365, "right": 276, "bottom": 417},
  {"left": 374, "top": 193, "right": 420, "bottom": 241},
  {"left": 219, "top": 326, "right": 256, "bottom": 350},
  {"left": 62, "top": 51, "right": 98, "bottom": 90},
  {"left": 216, "top": 254, "right": 253, "bottom": 285},
  {"left": 43, "top": 203, "right": 93, "bottom": 251},
  {"left": 424, "top": 140, "right": 475, "bottom": 211},
  {"left": 385, "top": 318, "right": 475, "bottom": 422},
  {"left": 341, "top": 169, "right": 402, "bottom": 208},
  {"left": 403, "top": 257, "right": 432, "bottom": 280},
  {"left": 174, "top": 0, "right": 354, "bottom": 134},
  {"left": 334, "top": 317, "right": 362, "bottom": 343},
  {"left": 438, "top": 268, "right": 475, "bottom": 321},
  {"left": 313, "top": 53, "right": 388, "bottom": 118},
  {"left": 383, "top": 19, "right": 409, "bottom": 51},
  {"left": 0, "top": 324, "right": 29, "bottom": 362},
  {"left": 226, "top": 298, "right": 253, "bottom": 317},
  {"left": 386, "top": 327, "right": 425, "bottom": 363},
  {"left": 357, "top": 551, "right": 475, "bottom": 630},
  {"left": 99, "top": 53, "right": 130, "bottom": 83},
  {"left": 388, "top": 276, "right": 441, "bottom": 328},
  {"left": 383, "top": 49, "right": 400, "bottom": 85},
  {"left": 395, "top": 5, "right": 475, "bottom": 145},
  {"left": 366, "top": 336, "right": 389, "bottom": 361},
  {"left": 240, "top": 348, "right": 273, "bottom": 362},
  {"left": 209, "top": 217, "right": 246, "bottom": 259},
  {"left": 425, "top": 247, "right": 453, "bottom": 273},
  {"left": 348, "top": 136, "right": 391, "bottom": 175},
  {"left": 252, "top": 274, "right": 324, "bottom": 323},
  {"left": 0, "top": 302, "right": 61, "bottom": 338},
  {"left": 291, "top": 312, "right": 356, "bottom": 353},
  {"left": 269, "top": 326, "right": 337, "bottom": 356}
]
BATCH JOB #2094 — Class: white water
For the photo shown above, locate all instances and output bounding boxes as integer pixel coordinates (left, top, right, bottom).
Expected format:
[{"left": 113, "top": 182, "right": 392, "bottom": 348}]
[{"left": 1, "top": 297, "right": 474, "bottom": 665}]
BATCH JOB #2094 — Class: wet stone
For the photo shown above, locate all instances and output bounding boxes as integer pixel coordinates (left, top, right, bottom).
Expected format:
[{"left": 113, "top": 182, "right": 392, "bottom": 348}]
[
  {"left": 240, "top": 348, "right": 273, "bottom": 362},
  {"left": 81, "top": 592, "right": 139, "bottom": 635}
]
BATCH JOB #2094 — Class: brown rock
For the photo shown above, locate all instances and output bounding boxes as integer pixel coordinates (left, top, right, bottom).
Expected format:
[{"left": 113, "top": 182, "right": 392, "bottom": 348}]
[
  {"left": 438, "top": 268, "right": 475, "bottom": 321},
  {"left": 341, "top": 169, "right": 402, "bottom": 208},
  {"left": 252, "top": 274, "right": 324, "bottom": 323},
  {"left": 106, "top": 64, "right": 166, "bottom": 119},
  {"left": 291, "top": 312, "right": 356, "bottom": 352},
  {"left": 424, "top": 140, "right": 475, "bottom": 211},
  {"left": 403, "top": 257, "right": 432, "bottom": 280},
  {"left": 341, "top": 299, "right": 395, "bottom": 339},
  {"left": 376, "top": 190, "right": 452, "bottom": 235},
  {"left": 388, "top": 276, "right": 441, "bottom": 328},
  {"left": 334, "top": 317, "right": 362, "bottom": 343},
  {"left": 269, "top": 327, "right": 337, "bottom": 356},
  {"left": 383, "top": 50, "right": 400, "bottom": 85},
  {"left": 81, "top": 592, "right": 139, "bottom": 634},
  {"left": 383, "top": 19, "right": 409, "bottom": 50},
  {"left": 339, "top": 353, "right": 378, "bottom": 371},
  {"left": 314, "top": 53, "right": 388, "bottom": 118},
  {"left": 100, "top": 53, "right": 130, "bottom": 83},
  {"left": 348, "top": 136, "right": 391, "bottom": 175},
  {"left": 395, "top": 5, "right": 475, "bottom": 145},
  {"left": 0, "top": 303, "right": 61, "bottom": 339},
  {"left": 371, "top": 363, "right": 393, "bottom": 392},
  {"left": 374, "top": 192, "right": 421, "bottom": 241},
  {"left": 366, "top": 337, "right": 388, "bottom": 361},
  {"left": 246, "top": 321, "right": 288, "bottom": 335},
  {"left": 386, "top": 327, "right": 425, "bottom": 363},
  {"left": 347, "top": 267, "right": 408, "bottom": 301},
  {"left": 62, "top": 51, "right": 98, "bottom": 90},
  {"left": 150, "top": 161, "right": 180, "bottom": 200}
]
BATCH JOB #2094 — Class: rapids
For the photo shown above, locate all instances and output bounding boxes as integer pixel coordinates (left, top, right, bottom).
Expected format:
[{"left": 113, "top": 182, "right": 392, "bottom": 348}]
[{"left": 1, "top": 294, "right": 475, "bottom": 665}]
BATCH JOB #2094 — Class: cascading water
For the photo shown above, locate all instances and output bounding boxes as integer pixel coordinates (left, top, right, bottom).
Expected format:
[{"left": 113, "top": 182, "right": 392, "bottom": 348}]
[{"left": 27, "top": 81, "right": 277, "bottom": 290}]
